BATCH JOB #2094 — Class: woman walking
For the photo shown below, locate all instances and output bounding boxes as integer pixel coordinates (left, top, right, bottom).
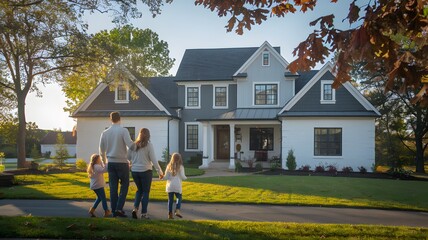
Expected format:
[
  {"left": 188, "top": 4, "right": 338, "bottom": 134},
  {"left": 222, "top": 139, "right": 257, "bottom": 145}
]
[{"left": 127, "top": 128, "right": 164, "bottom": 219}]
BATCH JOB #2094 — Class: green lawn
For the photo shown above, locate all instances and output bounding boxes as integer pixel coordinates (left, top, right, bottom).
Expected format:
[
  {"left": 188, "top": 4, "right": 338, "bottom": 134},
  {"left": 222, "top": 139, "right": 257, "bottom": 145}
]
[
  {"left": 0, "top": 216, "right": 426, "bottom": 239},
  {"left": 2, "top": 173, "right": 428, "bottom": 211}
]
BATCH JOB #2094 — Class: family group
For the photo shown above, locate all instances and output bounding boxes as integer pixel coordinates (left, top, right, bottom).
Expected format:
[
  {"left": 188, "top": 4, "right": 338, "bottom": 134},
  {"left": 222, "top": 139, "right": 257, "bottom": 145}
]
[{"left": 86, "top": 112, "right": 187, "bottom": 220}]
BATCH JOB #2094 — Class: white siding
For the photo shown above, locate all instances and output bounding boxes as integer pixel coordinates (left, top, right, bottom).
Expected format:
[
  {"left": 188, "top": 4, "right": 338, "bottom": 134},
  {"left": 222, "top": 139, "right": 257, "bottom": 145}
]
[
  {"left": 76, "top": 117, "right": 176, "bottom": 163},
  {"left": 281, "top": 117, "right": 375, "bottom": 172}
]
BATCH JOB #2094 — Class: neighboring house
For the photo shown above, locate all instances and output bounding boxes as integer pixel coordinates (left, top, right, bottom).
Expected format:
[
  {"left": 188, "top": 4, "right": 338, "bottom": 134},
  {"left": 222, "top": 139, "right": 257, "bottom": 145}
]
[
  {"left": 72, "top": 41, "right": 380, "bottom": 171},
  {"left": 40, "top": 131, "right": 77, "bottom": 157}
]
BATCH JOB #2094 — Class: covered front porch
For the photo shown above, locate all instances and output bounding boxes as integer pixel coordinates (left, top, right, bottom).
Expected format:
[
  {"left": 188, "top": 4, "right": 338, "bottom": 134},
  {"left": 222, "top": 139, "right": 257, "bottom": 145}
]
[{"left": 198, "top": 121, "right": 282, "bottom": 170}]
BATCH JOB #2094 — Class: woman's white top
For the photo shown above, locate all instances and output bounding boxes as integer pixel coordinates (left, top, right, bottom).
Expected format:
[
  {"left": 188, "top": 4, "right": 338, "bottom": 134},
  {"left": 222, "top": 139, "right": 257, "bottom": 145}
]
[
  {"left": 127, "top": 142, "right": 163, "bottom": 176},
  {"left": 164, "top": 166, "right": 187, "bottom": 194},
  {"left": 89, "top": 163, "right": 107, "bottom": 190}
]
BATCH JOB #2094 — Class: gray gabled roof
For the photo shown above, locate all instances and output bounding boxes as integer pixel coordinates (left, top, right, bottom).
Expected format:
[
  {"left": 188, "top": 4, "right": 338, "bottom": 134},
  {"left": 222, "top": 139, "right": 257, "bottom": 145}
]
[
  {"left": 295, "top": 70, "right": 318, "bottom": 94},
  {"left": 40, "top": 131, "right": 76, "bottom": 145},
  {"left": 196, "top": 108, "right": 282, "bottom": 121},
  {"left": 175, "top": 47, "right": 280, "bottom": 81},
  {"left": 72, "top": 76, "right": 178, "bottom": 118}
]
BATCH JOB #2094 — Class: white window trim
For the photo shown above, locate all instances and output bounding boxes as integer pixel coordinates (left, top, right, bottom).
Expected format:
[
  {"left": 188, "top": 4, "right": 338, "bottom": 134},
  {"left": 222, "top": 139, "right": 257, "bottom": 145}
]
[
  {"left": 185, "top": 85, "right": 201, "bottom": 109},
  {"left": 252, "top": 82, "right": 280, "bottom": 107},
  {"left": 185, "top": 122, "right": 201, "bottom": 152},
  {"left": 320, "top": 80, "right": 336, "bottom": 104},
  {"left": 213, "top": 85, "right": 229, "bottom": 109},
  {"left": 262, "top": 51, "right": 270, "bottom": 66},
  {"left": 114, "top": 85, "right": 129, "bottom": 104}
]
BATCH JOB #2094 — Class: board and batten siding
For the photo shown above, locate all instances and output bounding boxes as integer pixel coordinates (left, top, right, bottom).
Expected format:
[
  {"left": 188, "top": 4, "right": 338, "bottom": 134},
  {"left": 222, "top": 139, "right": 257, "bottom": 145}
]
[
  {"left": 237, "top": 51, "right": 294, "bottom": 108},
  {"left": 76, "top": 117, "right": 176, "bottom": 162},
  {"left": 281, "top": 117, "right": 376, "bottom": 172}
]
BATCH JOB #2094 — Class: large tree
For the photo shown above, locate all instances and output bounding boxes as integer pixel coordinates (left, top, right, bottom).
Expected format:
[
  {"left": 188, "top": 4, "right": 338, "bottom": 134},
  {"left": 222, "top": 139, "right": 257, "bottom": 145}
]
[
  {"left": 0, "top": 0, "right": 169, "bottom": 168},
  {"left": 62, "top": 25, "right": 175, "bottom": 114},
  {"left": 191, "top": 0, "right": 427, "bottom": 106},
  {"left": 354, "top": 65, "right": 428, "bottom": 172}
]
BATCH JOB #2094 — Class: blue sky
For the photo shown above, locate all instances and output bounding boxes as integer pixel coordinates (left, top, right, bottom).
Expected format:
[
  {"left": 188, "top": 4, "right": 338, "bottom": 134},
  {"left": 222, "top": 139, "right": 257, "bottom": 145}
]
[{"left": 26, "top": 1, "right": 353, "bottom": 131}]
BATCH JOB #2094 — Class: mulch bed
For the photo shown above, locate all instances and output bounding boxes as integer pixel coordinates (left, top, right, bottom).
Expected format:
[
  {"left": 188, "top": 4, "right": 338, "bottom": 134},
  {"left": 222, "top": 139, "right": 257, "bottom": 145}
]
[{"left": 238, "top": 168, "right": 428, "bottom": 181}]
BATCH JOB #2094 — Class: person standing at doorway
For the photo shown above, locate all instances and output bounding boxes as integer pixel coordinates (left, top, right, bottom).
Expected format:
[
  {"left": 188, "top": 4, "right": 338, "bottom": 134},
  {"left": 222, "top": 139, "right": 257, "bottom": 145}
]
[{"left": 99, "top": 111, "right": 135, "bottom": 217}]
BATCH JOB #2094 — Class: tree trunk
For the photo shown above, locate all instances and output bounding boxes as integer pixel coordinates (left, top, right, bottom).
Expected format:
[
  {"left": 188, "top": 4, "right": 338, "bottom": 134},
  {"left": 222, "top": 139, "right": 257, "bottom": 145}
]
[
  {"left": 16, "top": 93, "right": 27, "bottom": 168},
  {"left": 414, "top": 109, "right": 426, "bottom": 174}
]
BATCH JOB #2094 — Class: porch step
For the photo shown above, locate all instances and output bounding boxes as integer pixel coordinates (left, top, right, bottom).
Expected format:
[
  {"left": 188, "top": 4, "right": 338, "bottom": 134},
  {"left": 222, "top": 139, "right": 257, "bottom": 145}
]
[{"left": 208, "top": 161, "right": 231, "bottom": 170}]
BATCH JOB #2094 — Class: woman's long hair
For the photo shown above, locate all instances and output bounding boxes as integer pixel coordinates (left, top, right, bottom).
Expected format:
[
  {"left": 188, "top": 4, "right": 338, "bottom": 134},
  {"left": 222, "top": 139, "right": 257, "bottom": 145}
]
[
  {"left": 166, "top": 153, "right": 183, "bottom": 176},
  {"left": 135, "top": 128, "right": 150, "bottom": 150},
  {"left": 87, "top": 154, "right": 100, "bottom": 178}
]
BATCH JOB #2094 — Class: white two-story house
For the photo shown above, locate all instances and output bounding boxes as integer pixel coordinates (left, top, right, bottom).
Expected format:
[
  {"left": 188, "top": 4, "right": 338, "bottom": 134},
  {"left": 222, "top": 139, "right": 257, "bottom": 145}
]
[{"left": 72, "top": 41, "right": 380, "bottom": 171}]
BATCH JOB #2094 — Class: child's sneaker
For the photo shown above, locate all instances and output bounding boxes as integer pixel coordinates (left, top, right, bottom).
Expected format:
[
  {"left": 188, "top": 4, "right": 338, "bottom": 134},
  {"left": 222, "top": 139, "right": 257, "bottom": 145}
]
[
  {"left": 104, "top": 210, "right": 112, "bottom": 217},
  {"left": 174, "top": 209, "right": 183, "bottom": 218},
  {"left": 132, "top": 210, "right": 138, "bottom": 219},
  {"left": 168, "top": 212, "right": 174, "bottom": 219},
  {"left": 141, "top": 213, "right": 150, "bottom": 220}
]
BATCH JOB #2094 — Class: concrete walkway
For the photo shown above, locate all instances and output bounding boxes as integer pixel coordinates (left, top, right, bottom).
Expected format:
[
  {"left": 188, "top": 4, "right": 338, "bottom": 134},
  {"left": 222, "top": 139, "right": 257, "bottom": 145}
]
[{"left": 1, "top": 199, "right": 428, "bottom": 228}]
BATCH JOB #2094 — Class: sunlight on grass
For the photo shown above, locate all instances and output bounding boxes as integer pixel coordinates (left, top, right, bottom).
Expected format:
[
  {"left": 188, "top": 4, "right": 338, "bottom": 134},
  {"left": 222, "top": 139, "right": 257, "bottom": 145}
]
[{"left": 2, "top": 173, "right": 428, "bottom": 211}]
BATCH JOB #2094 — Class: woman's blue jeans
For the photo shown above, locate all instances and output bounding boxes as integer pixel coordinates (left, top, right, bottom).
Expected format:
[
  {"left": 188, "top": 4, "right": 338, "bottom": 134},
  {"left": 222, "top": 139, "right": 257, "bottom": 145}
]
[
  {"left": 132, "top": 170, "right": 152, "bottom": 214},
  {"left": 92, "top": 187, "right": 108, "bottom": 210},
  {"left": 168, "top": 192, "right": 182, "bottom": 213}
]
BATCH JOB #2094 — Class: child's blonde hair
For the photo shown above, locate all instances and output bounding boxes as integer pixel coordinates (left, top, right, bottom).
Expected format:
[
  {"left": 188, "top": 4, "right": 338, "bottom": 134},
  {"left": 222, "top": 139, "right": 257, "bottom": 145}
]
[
  {"left": 87, "top": 154, "right": 101, "bottom": 178},
  {"left": 166, "top": 153, "right": 183, "bottom": 176}
]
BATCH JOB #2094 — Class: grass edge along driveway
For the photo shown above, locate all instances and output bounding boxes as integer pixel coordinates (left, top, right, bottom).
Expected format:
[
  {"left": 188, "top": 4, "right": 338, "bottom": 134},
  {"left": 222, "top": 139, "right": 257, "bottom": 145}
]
[
  {"left": 2, "top": 173, "right": 428, "bottom": 212},
  {"left": 0, "top": 216, "right": 427, "bottom": 240}
]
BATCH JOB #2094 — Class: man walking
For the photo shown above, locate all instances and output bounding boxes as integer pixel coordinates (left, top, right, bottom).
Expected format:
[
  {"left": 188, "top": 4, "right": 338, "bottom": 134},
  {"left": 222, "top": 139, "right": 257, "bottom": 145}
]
[{"left": 99, "top": 112, "right": 135, "bottom": 217}]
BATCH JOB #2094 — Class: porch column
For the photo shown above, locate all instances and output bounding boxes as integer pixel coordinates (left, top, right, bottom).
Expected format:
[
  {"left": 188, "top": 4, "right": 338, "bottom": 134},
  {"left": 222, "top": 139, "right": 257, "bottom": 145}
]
[
  {"left": 229, "top": 123, "right": 235, "bottom": 169},
  {"left": 209, "top": 125, "right": 214, "bottom": 162},
  {"left": 199, "top": 122, "right": 210, "bottom": 169}
]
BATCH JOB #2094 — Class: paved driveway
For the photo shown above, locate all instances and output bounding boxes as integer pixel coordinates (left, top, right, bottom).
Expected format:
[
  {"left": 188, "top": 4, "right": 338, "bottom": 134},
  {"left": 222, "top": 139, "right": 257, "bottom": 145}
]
[{"left": 1, "top": 199, "right": 428, "bottom": 227}]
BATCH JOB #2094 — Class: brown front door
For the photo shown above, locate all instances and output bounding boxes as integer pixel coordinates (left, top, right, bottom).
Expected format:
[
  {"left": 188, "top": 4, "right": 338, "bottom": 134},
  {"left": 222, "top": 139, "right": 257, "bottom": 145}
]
[{"left": 216, "top": 126, "right": 230, "bottom": 160}]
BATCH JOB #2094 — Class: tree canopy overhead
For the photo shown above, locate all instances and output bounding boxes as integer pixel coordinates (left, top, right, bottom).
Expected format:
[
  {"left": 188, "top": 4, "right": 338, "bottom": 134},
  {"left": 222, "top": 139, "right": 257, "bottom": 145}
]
[
  {"left": 62, "top": 25, "right": 175, "bottom": 114},
  {"left": 194, "top": 0, "right": 428, "bottom": 106}
]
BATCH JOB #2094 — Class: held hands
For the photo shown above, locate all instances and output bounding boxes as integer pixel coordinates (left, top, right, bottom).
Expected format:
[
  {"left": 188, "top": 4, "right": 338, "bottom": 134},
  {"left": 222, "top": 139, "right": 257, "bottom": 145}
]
[{"left": 159, "top": 174, "right": 164, "bottom": 180}]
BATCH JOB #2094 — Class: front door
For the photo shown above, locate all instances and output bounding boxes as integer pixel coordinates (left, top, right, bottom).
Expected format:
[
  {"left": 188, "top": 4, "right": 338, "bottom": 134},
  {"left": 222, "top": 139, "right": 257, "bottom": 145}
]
[{"left": 216, "top": 126, "right": 230, "bottom": 160}]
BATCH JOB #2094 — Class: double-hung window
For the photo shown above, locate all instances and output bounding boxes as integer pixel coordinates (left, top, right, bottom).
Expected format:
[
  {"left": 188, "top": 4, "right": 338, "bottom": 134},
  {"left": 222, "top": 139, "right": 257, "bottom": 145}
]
[
  {"left": 186, "top": 86, "right": 200, "bottom": 108},
  {"left": 186, "top": 124, "right": 199, "bottom": 150},
  {"left": 255, "top": 84, "right": 278, "bottom": 105},
  {"left": 262, "top": 52, "right": 270, "bottom": 66},
  {"left": 115, "top": 84, "right": 129, "bottom": 103},
  {"left": 214, "top": 86, "right": 227, "bottom": 108},
  {"left": 314, "top": 128, "right": 342, "bottom": 156},
  {"left": 320, "top": 80, "right": 336, "bottom": 104}
]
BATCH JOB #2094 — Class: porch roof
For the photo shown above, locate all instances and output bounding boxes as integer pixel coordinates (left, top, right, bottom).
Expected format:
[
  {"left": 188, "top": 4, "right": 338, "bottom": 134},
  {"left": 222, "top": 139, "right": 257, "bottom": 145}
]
[{"left": 196, "top": 108, "right": 282, "bottom": 121}]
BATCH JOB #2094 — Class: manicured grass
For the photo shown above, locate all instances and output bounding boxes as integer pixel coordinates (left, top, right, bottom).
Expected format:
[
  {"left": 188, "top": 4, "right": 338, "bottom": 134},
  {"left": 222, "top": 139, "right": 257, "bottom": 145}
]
[
  {"left": 0, "top": 216, "right": 426, "bottom": 239},
  {"left": 2, "top": 173, "right": 428, "bottom": 211}
]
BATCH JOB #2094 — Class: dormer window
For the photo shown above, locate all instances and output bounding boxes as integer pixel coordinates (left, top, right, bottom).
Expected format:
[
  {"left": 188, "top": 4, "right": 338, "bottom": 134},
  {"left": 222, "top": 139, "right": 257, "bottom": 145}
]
[
  {"left": 115, "top": 84, "right": 129, "bottom": 103},
  {"left": 262, "top": 52, "right": 270, "bottom": 66},
  {"left": 321, "top": 80, "right": 336, "bottom": 104}
]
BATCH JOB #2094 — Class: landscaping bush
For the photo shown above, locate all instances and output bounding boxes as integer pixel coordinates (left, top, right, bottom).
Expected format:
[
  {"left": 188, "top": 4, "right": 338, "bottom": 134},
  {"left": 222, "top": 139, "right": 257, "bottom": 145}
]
[
  {"left": 270, "top": 158, "right": 281, "bottom": 170},
  {"left": 298, "top": 165, "right": 311, "bottom": 172},
  {"left": 358, "top": 166, "right": 367, "bottom": 173},
  {"left": 245, "top": 159, "right": 255, "bottom": 168},
  {"left": 0, "top": 165, "right": 4, "bottom": 173},
  {"left": 188, "top": 153, "right": 202, "bottom": 165},
  {"left": 255, "top": 163, "right": 263, "bottom": 172},
  {"left": 387, "top": 167, "right": 413, "bottom": 179},
  {"left": 315, "top": 164, "right": 325, "bottom": 172},
  {"left": 235, "top": 161, "right": 243, "bottom": 172},
  {"left": 326, "top": 164, "right": 338, "bottom": 174},
  {"left": 286, "top": 149, "right": 296, "bottom": 171},
  {"left": 342, "top": 166, "right": 353, "bottom": 173},
  {"left": 75, "top": 159, "right": 87, "bottom": 171}
]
